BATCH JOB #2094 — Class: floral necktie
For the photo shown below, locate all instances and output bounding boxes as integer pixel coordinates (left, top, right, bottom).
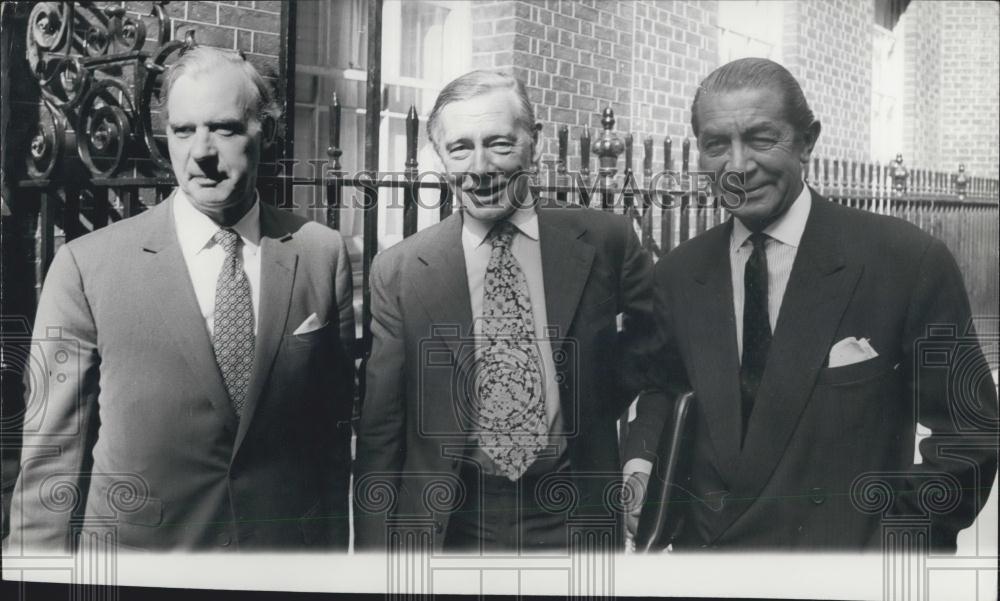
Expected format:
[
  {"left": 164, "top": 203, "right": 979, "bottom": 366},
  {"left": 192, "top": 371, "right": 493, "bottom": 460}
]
[{"left": 476, "top": 221, "right": 547, "bottom": 481}]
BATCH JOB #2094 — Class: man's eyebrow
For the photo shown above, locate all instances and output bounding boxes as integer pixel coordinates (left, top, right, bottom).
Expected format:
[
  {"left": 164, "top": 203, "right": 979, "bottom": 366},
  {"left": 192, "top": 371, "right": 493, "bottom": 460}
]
[
  {"left": 207, "top": 119, "right": 246, "bottom": 129},
  {"left": 744, "top": 122, "right": 780, "bottom": 134}
]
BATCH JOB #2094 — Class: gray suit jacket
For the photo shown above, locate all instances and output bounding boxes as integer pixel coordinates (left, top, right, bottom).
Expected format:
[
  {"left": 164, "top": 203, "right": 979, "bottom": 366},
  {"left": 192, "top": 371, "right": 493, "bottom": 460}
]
[{"left": 7, "top": 193, "right": 356, "bottom": 551}]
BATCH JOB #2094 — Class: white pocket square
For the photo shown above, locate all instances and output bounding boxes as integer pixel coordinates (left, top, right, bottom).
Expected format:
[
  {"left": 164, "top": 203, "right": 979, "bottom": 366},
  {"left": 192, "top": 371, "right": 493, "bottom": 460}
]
[
  {"left": 828, "top": 336, "right": 879, "bottom": 368},
  {"left": 292, "top": 313, "right": 327, "bottom": 335}
]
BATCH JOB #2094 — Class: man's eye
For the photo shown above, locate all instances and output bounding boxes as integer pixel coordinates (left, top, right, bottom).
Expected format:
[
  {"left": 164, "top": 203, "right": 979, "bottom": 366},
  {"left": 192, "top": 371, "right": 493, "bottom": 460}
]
[
  {"left": 751, "top": 137, "right": 776, "bottom": 148},
  {"left": 215, "top": 128, "right": 236, "bottom": 137},
  {"left": 171, "top": 127, "right": 193, "bottom": 138},
  {"left": 448, "top": 148, "right": 471, "bottom": 160},
  {"left": 490, "top": 141, "right": 514, "bottom": 153},
  {"left": 701, "top": 140, "right": 727, "bottom": 156}
]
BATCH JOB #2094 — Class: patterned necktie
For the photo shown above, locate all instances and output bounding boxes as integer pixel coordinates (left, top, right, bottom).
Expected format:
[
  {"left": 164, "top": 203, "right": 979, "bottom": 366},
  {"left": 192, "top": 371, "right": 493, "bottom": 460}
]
[
  {"left": 739, "top": 232, "right": 771, "bottom": 444},
  {"left": 476, "top": 220, "right": 547, "bottom": 481},
  {"left": 212, "top": 228, "right": 255, "bottom": 417}
]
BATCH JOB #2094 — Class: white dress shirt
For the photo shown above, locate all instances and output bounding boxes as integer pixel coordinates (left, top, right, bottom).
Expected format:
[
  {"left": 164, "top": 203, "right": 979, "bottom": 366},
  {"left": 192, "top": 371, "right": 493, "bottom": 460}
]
[
  {"left": 730, "top": 182, "right": 812, "bottom": 359},
  {"left": 462, "top": 202, "right": 566, "bottom": 475},
  {"left": 173, "top": 190, "right": 262, "bottom": 337}
]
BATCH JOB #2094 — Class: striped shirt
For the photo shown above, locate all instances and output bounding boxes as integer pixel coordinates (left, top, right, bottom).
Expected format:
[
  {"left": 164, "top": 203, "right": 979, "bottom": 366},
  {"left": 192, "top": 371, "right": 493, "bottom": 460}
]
[{"left": 730, "top": 184, "right": 812, "bottom": 359}]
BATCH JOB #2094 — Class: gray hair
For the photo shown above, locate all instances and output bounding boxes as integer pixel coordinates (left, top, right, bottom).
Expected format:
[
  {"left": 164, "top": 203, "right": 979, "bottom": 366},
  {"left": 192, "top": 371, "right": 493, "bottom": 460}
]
[
  {"left": 427, "top": 70, "right": 536, "bottom": 149},
  {"left": 691, "top": 57, "right": 816, "bottom": 137},
  {"left": 162, "top": 45, "right": 281, "bottom": 124}
]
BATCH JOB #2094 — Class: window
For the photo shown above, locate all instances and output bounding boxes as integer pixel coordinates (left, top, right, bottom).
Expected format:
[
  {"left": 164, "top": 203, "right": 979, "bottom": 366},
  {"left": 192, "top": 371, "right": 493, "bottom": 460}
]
[
  {"left": 716, "top": 1, "right": 784, "bottom": 64},
  {"left": 293, "top": 0, "right": 471, "bottom": 245},
  {"left": 870, "top": 22, "right": 904, "bottom": 164}
]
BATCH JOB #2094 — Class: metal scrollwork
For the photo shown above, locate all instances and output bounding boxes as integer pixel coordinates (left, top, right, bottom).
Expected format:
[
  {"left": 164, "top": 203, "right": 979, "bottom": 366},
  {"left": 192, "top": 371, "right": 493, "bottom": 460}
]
[
  {"left": 22, "top": 1, "right": 193, "bottom": 180},
  {"left": 27, "top": 100, "right": 71, "bottom": 179}
]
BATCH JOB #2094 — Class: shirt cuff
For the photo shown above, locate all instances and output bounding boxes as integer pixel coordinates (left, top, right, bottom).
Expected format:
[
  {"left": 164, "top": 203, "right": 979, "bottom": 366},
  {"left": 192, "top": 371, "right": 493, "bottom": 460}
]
[{"left": 623, "top": 458, "right": 653, "bottom": 479}]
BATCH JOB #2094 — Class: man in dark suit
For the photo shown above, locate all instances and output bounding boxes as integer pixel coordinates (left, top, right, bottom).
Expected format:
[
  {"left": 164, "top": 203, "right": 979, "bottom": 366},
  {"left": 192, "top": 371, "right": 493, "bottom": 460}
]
[
  {"left": 354, "top": 70, "right": 656, "bottom": 552},
  {"left": 625, "top": 57, "right": 998, "bottom": 551},
  {"left": 6, "top": 47, "right": 355, "bottom": 551}
]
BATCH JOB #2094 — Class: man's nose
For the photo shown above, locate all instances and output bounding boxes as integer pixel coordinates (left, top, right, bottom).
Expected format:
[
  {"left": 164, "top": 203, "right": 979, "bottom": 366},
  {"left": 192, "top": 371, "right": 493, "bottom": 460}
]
[
  {"left": 725, "top": 142, "right": 754, "bottom": 174},
  {"left": 190, "top": 128, "right": 216, "bottom": 160},
  {"left": 469, "top": 146, "right": 492, "bottom": 174}
]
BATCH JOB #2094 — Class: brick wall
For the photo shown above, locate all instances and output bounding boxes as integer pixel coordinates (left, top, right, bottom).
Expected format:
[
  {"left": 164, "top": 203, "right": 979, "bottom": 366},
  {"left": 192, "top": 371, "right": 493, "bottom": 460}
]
[
  {"left": 938, "top": 1, "right": 999, "bottom": 177},
  {"left": 471, "top": 0, "right": 636, "bottom": 172},
  {"left": 901, "top": 1, "right": 943, "bottom": 171},
  {"left": 118, "top": 1, "right": 282, "bottom": 77},
  {"left": 631, "top": 0, "right": 717, "bottom": 169},
  {"left": 781, "top": 0, "right": 872, "bottom": 163},
  {"left": 471, "top": 0, "right": 880, "bottom": 175}
]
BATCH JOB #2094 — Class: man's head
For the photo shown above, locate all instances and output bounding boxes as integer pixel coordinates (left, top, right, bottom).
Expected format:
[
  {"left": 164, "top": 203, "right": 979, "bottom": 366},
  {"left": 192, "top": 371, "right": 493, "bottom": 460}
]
[
  {"left": 164, "top": 46, "right": 279, "bottom": 225},
  {"left": 428, "top": 70, "right": 539, "bottom": 223},
  {"left": 691, "top": 58, "right": 821, "bottom": 231}
]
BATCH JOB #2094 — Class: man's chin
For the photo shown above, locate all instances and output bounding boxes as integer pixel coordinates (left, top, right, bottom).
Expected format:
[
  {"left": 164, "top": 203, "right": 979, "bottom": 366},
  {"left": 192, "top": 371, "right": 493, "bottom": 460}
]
[{"left": 462, "top": 203, "right": 517, "bottom": 222}]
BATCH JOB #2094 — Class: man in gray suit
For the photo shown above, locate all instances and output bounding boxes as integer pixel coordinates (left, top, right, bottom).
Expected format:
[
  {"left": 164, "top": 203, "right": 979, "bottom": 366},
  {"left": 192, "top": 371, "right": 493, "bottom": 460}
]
[{"left": 7, "top": 46, "right": 355, "bottom": 551}]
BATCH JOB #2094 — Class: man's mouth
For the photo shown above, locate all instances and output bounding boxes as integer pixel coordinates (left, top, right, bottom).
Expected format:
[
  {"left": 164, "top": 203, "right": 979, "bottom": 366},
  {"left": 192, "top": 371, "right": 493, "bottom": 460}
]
[{"left": 190, "top": 174, "right": 224, "bottom": 187}]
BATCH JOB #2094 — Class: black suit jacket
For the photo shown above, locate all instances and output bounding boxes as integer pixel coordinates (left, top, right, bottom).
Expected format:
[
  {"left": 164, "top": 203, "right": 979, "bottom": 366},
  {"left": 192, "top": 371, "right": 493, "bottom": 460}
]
[
  {"left": 354, "top": 205, "right": 656, "bottom": 551},
  {"left": 7, "top": 195, "right": 356, "bottom": 551},
  {"left": 626, "top": 189, "right": 998, "bottom": 551}
]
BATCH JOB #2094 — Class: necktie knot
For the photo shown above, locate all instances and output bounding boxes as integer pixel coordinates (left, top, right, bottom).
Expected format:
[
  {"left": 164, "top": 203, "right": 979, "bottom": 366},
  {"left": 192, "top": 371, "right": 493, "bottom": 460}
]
[
  {"left": 215, "top": 228, "right": 241, "bottom": 256},
  {"left": 488, "top": 221, "right": 517, "bottom": 250},
  {"left": 748, "top": 232, "right": 769, "bottom": 253}
]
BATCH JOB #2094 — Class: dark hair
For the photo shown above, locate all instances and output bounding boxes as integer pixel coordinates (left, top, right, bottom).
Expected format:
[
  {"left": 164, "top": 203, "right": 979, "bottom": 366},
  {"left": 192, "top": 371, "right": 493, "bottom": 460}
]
[
  {"left": 427, "top": 70, "right": 536, "bottom": 149},
  {"left": 690, "top": 58, "right": 815, "bottom": 137}
]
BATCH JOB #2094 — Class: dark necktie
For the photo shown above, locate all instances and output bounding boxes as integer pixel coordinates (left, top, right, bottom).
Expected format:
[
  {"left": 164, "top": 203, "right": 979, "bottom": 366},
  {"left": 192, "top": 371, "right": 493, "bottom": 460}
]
[
  {"left": 477, "top": 221, "right": 547, "bottom": 481},
  {"left": 739, "top": 232, "right": 771, "bottom": 443},
  {"left": 212, "top": 228, "right": 255, "bottom": 417}
]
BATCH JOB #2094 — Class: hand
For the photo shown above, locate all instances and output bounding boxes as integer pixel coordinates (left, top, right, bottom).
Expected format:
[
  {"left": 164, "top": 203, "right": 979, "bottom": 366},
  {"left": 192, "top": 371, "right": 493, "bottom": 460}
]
[{"left": 624, "top": 469, "right": 650, "bottom": 543}]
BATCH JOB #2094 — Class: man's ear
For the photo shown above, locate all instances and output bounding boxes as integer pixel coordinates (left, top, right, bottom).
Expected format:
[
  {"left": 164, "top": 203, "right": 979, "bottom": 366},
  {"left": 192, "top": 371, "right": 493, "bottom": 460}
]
[
  {"left": 799, "top": 120, "right": 821, "bottom": 163},
  {"left": 260, "top": 115, "right": 278, "bottom": 149},
  {"left": 530, "top": 122, "right": 542, "bottom": 164}
]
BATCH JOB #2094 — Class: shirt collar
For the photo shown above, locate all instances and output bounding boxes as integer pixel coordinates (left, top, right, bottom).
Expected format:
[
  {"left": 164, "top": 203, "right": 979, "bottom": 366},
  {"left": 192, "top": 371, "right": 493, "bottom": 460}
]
[
  {"left": 462, "top": 194, "right": 540, "bottom": 248},
  {"left": 731, "top": 181, "right": 811, "bottom": 251},
  {"left": 174, "top": 189, "right": 261, "bottom": 256}
]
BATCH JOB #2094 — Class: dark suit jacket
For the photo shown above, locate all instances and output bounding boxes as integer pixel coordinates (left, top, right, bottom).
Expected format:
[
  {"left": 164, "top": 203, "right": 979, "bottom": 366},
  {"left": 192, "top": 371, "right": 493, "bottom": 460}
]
[
  {"left": 354, "top": 205, "right": 656, "bottom": 551},
  {"left": 626, "top": 189, "right": 998, "bottom": 551},
  {"left": 6, "top": 194, "right": 356, "bottom": 552}
]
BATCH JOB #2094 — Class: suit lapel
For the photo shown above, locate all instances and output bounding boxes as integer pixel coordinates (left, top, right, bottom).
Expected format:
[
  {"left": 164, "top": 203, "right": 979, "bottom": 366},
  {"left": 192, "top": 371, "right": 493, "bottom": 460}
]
[
  {"left": 412, "top": 213, "right": 474, "bottom": 359},
  {"left": 537, "top": 208, "right": 595, "bottom": 353},
  {"left": 141, "top": 195, "right": 238, "bottom": 434},
  {"left": 233, "top": 203, "right": 297, "bottom": 456},
  {"left": 686, "top": 221, "right": 743, "bottom": 482},
  {"left": 728, "top": 192, "right": 862, "bottom": 522}
]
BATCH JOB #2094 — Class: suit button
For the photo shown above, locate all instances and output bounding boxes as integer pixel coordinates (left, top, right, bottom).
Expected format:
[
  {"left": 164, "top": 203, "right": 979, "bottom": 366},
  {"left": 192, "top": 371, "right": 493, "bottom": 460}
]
[
  {"left": 809, "top": 487, "right": 825, "bottom": 505},
  {"left": 218, "top": 532, "right": 232, "bottom": 547}
]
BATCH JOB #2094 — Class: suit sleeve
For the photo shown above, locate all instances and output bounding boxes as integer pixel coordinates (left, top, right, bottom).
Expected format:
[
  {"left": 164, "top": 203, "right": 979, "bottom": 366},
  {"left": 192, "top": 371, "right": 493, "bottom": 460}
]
[
  {"left": 334, "top": 232, "right": 356, "bottom": 353},
  {"left": 622, "top": 258, "right": 692, "bottom": 464},
  {"left": 352, "top": 252, "right": 407, "bottom": 550},
  {"left": 898, "top": 237, "right": 998, "bottom": 551},
  {"left": 8, "top": 246, "right": 101, "bottom": 552},
  {"left": 317, "top": 231, "right": 356, "bottom": 549}
]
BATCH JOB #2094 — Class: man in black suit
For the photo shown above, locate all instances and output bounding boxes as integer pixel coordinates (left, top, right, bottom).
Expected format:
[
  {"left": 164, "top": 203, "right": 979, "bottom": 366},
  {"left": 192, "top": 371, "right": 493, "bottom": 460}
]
[
  {"left": 354, "top": 70, "right": 656, "bottom": 552},
  {"left": 624, "top": 57, "right": 998, "bottom": 551}
]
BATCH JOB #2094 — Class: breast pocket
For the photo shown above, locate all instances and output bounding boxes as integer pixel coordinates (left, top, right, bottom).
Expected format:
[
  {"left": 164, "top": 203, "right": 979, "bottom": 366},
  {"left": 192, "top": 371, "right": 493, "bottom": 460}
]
[
  {"left": 816, "top": 355, "right": 899, "bottom": 387},
  {"left": 284, "top": 322, "right": 334, "bottom": 352}
]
